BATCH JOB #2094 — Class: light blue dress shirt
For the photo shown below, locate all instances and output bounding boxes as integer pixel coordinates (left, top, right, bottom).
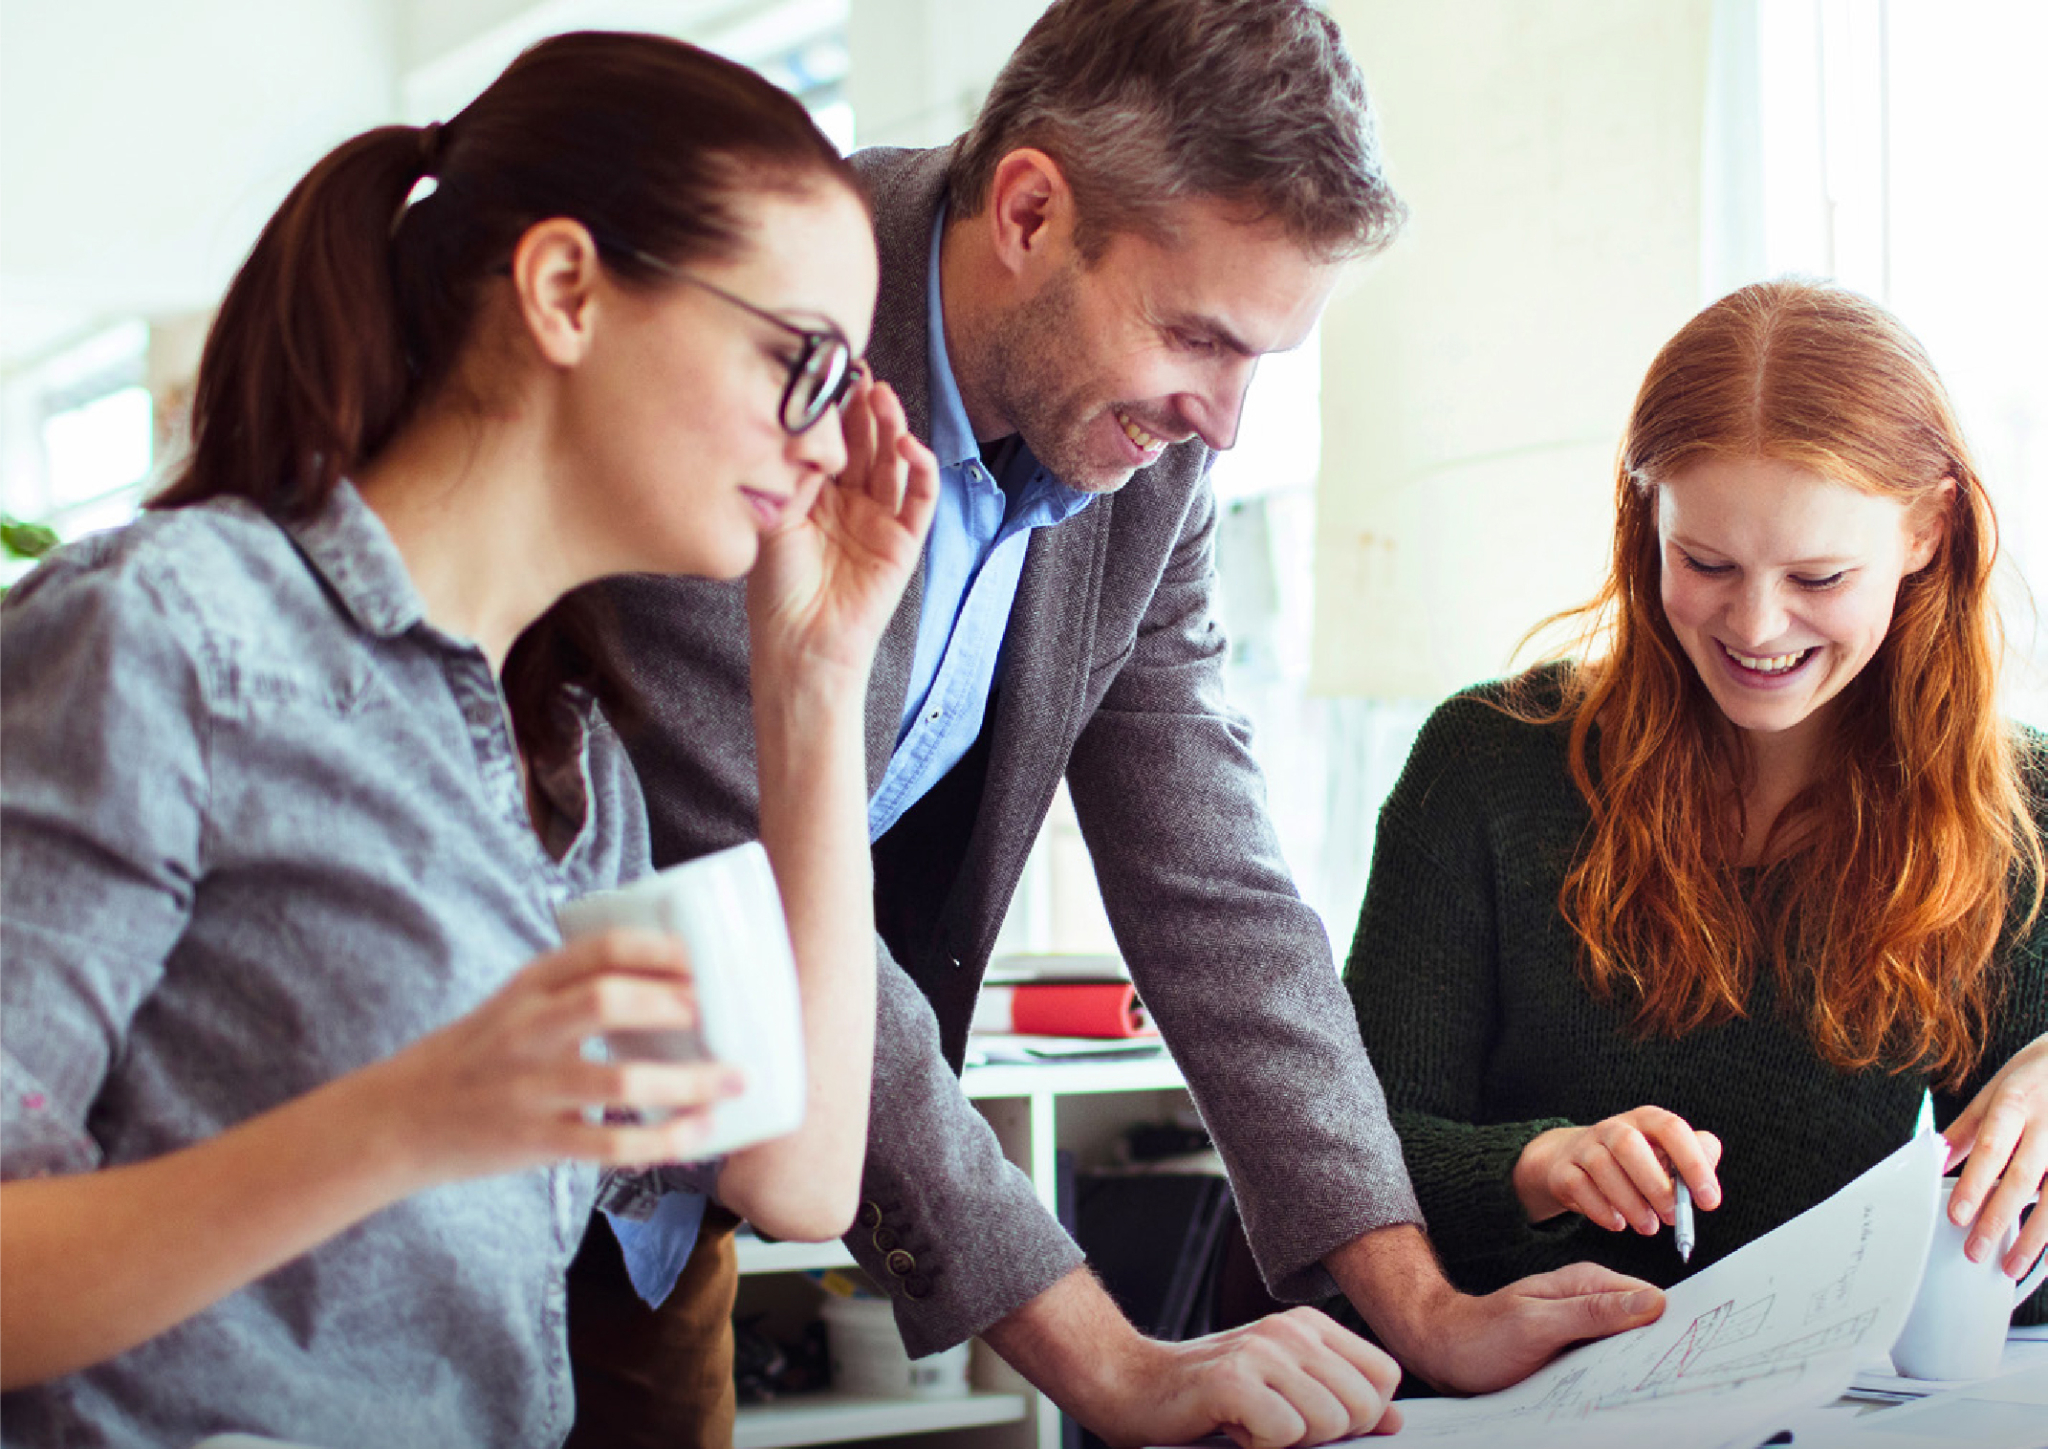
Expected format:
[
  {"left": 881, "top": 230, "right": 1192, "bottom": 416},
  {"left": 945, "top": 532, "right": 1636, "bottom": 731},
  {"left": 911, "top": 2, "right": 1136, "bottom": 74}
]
[{"left": 866, "top": 210, "right": 1095, "bottom": 843}]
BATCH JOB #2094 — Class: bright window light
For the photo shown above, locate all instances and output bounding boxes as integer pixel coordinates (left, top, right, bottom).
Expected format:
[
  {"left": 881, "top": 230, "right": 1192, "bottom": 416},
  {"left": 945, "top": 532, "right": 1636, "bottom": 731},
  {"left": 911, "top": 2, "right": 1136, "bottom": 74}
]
[
  {"left": 1209, "top": 328, "right": 1321, "bottom": 505},
  {"left": 42, "top": 384, "right": 152, "bottom": 517}
]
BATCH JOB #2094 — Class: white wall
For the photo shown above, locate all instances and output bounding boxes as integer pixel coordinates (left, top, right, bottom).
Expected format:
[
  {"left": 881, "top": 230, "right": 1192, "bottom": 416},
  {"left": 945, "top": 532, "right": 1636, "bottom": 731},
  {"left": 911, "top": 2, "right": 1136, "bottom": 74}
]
[
  {"left": 0, "top": 0, "right": 830, "bottom": 375},
  {"left": 1314, "top": 0, "right": 1715, "bottom": 699},
  {"left": 0, "top": 0, "right": 402, "bottom": 368},
  {"left": 845, "top": 0, "right": 1041, "bottom": 148}
]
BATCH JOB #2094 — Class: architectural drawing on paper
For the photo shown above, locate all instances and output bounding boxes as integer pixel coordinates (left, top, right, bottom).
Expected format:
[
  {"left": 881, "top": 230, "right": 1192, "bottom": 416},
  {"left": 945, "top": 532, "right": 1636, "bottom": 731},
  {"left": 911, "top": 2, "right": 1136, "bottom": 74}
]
[
  {"left": 1400, "top": 1294, "right": 1884, "bottom": 1435},
  {"left": 1383, "top": 1132, "right": 1944, "bottom": 1448}
]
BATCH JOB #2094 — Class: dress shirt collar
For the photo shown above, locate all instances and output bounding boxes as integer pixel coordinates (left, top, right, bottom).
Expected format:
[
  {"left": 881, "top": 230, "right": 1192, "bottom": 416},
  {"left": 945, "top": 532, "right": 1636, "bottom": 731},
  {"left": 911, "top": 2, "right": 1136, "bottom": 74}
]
[
  {"left": 924, "top": 204, "right": 982, "bottom": 475},
  {"left": 923, "top": 206, "right": 1095, "bottom": 528}
]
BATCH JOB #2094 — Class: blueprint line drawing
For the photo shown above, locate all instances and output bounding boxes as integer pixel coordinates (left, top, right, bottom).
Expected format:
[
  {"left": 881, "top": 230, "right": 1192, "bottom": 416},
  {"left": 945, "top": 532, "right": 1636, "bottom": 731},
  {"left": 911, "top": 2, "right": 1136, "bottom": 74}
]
[{"left": 1382, "top": 1129, "right": 1946, "bottom": 1449}]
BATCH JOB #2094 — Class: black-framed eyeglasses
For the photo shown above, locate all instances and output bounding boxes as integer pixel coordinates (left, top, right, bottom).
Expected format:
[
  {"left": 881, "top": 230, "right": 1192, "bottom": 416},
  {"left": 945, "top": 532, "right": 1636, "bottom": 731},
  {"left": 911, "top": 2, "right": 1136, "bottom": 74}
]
[{"left": 617, "top": 246, "right": 863, "bottom": 435}]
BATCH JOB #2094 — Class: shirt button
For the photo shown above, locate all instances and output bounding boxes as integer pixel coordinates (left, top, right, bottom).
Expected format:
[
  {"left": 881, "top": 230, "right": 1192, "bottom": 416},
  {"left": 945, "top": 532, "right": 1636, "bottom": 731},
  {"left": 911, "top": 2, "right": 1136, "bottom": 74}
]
[
  {"left": 904, "top": 1273, "right": 933, "bottom": 1300},
  {"left": 885, "top": 1248, "right": 917, "bottom": 1277},
  {"left": 858, "top": 1201, "right": 883, "bottom": 1229},
  {"left": 872, "top": 1225, "right": 899, "bottom": 1252}
]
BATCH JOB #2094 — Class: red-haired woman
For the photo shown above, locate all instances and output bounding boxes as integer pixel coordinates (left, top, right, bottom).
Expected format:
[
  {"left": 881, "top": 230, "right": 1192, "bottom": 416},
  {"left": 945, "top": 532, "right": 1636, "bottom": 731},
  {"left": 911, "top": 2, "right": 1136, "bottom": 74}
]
[
  {"left": 1342, "top": 280, "right": 2047, "bottom": 1322},
  {"left": 0, "top": 31, "right": 934, "bottom": 1445}
]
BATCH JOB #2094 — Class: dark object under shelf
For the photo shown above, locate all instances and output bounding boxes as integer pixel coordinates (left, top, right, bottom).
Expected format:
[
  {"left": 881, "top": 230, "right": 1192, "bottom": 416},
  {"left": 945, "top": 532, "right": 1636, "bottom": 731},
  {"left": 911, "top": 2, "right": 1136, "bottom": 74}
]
[{"left": 1075, "top": 1171, "right": 1235, "bottom": 1342}]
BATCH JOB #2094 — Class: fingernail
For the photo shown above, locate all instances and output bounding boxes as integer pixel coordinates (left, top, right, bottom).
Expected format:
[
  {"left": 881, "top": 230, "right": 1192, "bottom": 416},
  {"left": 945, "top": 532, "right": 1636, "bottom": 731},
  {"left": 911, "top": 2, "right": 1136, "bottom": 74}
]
[
  {"left": 1952, "top": 1197, "right": 1976, "bottom": 1225},
  {"left": 1965, "top": 1235, "right": 1986, "bottom": 1263},
  {"left": 720, "top": 1071, "right": 746, "bottom": 1095},
  {"left": 1624, "top": 1290, "right": 1659, "bottom": 1315}
]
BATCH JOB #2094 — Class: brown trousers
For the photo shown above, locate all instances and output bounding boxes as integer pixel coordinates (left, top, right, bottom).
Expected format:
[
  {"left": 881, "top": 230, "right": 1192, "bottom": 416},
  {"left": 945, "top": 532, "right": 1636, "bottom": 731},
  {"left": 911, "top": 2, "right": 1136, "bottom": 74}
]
[{"left": 566, "top": 1204, "right": 741, "bottom": 1449}]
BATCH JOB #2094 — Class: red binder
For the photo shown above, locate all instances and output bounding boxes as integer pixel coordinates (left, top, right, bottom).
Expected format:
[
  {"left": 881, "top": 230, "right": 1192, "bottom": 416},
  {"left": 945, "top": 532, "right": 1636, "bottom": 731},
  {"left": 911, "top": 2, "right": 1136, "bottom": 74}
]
[{"left": 979, "top": 982, "right": 1156, "bottom": 1038}]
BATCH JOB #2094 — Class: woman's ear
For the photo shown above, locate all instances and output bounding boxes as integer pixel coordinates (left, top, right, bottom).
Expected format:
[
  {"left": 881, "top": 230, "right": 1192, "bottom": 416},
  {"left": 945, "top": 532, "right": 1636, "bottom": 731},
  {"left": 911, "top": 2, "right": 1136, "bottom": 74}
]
[
  {"left": 1905, "top": 477, "right": 1958, "bottom": 573},
  {"left": 510, "top": 218, "right": 604, "bottom": 368}
]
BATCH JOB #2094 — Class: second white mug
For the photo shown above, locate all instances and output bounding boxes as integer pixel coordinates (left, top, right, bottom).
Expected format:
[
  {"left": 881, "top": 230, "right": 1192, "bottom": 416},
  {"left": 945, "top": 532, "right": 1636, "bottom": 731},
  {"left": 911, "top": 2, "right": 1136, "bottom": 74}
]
[{"left": 1889, "top": 1176, "right": 2047, "bottom": 1381}]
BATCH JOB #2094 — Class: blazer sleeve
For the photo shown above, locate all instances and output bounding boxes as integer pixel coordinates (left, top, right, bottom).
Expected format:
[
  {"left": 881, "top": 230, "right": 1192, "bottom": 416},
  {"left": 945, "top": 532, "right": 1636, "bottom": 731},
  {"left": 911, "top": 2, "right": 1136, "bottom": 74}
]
[
  {"left": 846, "top": 949, "right": 1086, "bottom": 1356},
  {"left": 1063, "top": 479, "right": 1423, "bottom": 1305},
  {"left": 602, "top": 572, "right": 1082, "bottom": 1357}
]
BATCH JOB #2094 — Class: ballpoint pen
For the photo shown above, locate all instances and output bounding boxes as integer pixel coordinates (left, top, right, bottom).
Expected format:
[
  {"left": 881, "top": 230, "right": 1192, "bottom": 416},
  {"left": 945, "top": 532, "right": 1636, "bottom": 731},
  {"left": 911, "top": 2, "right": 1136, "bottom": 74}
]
[{"left": 1674, "top": 1177, "right": 1696, "bottom": 1263}]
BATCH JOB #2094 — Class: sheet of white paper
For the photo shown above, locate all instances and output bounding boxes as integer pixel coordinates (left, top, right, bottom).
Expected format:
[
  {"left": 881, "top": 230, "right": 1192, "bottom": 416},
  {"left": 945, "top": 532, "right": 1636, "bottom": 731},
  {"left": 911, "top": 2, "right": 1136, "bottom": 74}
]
[
  {"left": 1768, "top": 1363, "right": 2048, "bottom": 1448},
  {"left": 1378, "top": 1128, "right": 1945, "bottom": 1449}
]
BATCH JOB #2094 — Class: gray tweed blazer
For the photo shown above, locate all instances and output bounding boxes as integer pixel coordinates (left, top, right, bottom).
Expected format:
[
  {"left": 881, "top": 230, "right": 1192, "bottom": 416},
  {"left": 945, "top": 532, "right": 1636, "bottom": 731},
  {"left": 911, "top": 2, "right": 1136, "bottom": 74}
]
[{"left": 599, "top": 144, "right": 1421, "bottom": 1355}]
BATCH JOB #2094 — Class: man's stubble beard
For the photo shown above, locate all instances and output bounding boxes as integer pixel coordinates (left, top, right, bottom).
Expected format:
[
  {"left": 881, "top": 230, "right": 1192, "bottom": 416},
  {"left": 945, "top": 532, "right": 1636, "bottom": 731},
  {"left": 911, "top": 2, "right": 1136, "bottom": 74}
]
[{"left": 963, "top": 260, "right": 1133, "bottom": 495}]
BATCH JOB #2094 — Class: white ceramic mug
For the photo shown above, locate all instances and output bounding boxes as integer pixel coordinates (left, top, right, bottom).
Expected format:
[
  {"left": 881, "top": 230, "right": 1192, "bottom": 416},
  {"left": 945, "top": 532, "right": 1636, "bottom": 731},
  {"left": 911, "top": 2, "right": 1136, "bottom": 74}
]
[
  {"left": 1889, "top": 1176, "right": 2048, "bottom": 1381},
  {"left": 556, "top": 841, "right": 805, "bottom": 1158}
]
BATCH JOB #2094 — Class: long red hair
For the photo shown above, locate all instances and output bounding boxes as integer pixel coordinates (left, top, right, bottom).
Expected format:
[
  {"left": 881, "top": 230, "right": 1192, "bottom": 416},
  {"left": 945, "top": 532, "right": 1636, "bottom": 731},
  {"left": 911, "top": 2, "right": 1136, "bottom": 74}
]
[{"left": 1518, "top": 280, "right": 2042, "bottom": 1086}]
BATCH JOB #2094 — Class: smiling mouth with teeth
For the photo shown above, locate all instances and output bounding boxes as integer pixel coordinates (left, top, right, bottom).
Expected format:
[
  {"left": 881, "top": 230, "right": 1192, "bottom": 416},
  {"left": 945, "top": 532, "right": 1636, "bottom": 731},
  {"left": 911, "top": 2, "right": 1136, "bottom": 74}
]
[
  {"left": 1722, "top": 643, "right": 1817, "bottom": 675},
  {"left": 1113, "top": 406, "right": 1163, "bottom": 453}
]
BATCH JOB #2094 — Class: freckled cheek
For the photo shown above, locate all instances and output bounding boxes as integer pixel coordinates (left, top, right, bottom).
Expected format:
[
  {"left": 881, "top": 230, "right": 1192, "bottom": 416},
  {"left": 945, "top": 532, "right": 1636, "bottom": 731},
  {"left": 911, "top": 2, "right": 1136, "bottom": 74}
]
[
  {"left": 1795, "top": 581, "right": 1867, "bottom": 630},
  {"left": 1815, "top": 593, "right": 1896, "bottom": 662},
  {"left": 1659, "top": 575, "right": 1714, "bottom": 638}
]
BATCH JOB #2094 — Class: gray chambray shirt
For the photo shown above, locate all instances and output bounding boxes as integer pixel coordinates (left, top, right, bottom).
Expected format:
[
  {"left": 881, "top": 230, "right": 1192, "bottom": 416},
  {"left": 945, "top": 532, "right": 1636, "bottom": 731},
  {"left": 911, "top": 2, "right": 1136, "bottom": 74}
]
[{"left": 0, "top": 484, "right": 695, "bottom": 1448}]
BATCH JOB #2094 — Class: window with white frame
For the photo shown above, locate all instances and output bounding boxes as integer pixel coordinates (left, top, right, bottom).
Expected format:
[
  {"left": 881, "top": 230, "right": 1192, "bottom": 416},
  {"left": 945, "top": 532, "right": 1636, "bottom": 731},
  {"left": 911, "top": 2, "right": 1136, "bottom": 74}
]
[
  {"left": 1717, "top": 0, "right": 2048, "bottom": 723},
  {"left": 0, "top": 321, "right": 153, "bottom": 584}
]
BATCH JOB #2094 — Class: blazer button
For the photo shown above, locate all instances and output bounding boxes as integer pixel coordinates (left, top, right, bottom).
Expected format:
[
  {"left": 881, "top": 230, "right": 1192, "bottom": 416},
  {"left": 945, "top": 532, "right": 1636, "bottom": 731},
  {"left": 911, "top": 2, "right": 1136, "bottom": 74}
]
[
  {"left": 858, "top": 1200, "right": 883, "bottom": 1229},
  {"left": 884, "top": 1248, "right": 917, "bottom": 1278},
  {"left": 871, "top": 1225, "right": 899, "bottom": 1252},
  {"left": 903, "top": 1273, "right": 932, "bottom": 1300}
]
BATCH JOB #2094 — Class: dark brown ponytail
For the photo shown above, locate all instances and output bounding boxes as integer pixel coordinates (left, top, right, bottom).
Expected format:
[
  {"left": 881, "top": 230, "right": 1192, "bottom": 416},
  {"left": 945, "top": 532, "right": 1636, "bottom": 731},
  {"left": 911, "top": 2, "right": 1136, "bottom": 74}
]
[
  {"left": 154, "top": 126, "right": 425, "bottom": 519},
  {"left": 154, "top": 31, "right": 859, "bottom": 760}
]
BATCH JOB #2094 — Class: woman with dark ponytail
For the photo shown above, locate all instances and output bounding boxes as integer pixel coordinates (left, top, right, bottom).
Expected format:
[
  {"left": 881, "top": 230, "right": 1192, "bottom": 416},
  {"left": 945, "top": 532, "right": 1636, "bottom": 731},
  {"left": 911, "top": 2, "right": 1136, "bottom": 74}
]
[{"left": 0, "top": 31, "right": 935, "bottom": 1446}]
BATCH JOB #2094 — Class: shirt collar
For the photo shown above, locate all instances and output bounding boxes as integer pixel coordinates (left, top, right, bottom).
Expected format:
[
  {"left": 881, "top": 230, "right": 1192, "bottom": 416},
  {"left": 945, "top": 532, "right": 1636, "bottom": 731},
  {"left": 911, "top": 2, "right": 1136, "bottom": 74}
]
[
  {"left": 924, "top": 205, "right": 1095, "bottom": 529},
  {"left": 924, "top": 204, "right": 982, "bottom": 474},
  {"left": 282, "top": 480, "right": 428, "bottom": 640}
]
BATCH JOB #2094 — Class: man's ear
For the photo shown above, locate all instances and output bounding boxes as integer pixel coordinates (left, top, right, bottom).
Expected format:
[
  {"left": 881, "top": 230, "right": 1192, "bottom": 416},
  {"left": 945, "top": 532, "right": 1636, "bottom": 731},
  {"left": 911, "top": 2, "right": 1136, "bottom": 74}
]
[
  {"left": 1906, "top": 476, "right": 1958, "bottom": 573},
  {"left": 984, "top": 148, "right": 1075, "bottom": 278},
  {"left": 511, "top": 217, "right": 604, "bottom": 368}
]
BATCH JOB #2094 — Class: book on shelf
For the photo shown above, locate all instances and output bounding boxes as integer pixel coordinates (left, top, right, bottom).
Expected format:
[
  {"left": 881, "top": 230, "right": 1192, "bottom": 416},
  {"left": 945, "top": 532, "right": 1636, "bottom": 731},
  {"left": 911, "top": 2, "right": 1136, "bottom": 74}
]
[
  {"left": 970, "top": 981, "right": 1156, "bottom": 1039},
  {"left": 963, "top": 1034, "right": 1168, "bottom": 1066},
  {"left": 983, "top": 951, "right": 1129, "bottom": 985}
]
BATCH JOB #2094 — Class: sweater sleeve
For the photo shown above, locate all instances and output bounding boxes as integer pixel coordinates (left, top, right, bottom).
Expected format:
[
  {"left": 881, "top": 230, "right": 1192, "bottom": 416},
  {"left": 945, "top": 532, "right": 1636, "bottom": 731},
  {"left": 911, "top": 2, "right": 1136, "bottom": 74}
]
[
  {"left": 1341, "top": 696, "right": 1586, "bottom": 1289},
  {"left": 1936, "top": 728, "right": 2048, "bottom": 1324}
]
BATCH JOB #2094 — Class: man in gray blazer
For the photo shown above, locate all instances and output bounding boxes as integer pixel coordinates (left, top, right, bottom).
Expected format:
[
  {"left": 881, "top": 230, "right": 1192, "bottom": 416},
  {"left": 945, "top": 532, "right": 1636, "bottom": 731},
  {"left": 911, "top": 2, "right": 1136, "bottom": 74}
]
[{"left": 569, "top": 1, "right": 1664, "bottom": 1443}]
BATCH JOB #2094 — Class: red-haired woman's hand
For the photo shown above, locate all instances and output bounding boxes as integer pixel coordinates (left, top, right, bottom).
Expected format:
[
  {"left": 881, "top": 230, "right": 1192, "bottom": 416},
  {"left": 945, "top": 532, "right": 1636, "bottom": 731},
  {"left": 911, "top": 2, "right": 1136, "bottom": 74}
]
[
  {"left": 1513, "top": 1107, "right": 1723, "bottom": 1235},
  {"left": 1943, "top": 1032, "right": 2048, "bottom": 1279}
]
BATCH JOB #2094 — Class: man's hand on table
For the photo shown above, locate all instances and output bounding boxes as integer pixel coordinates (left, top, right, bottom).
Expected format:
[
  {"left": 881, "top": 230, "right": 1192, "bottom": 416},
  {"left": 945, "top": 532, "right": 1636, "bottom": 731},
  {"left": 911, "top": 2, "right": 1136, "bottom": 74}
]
[
  {"left": 1327, "top": 1224, "right": 1666, "bottom": 1394},
  {"left": 982, "top": 1267, "right": 1402, "bottom": 1447}
]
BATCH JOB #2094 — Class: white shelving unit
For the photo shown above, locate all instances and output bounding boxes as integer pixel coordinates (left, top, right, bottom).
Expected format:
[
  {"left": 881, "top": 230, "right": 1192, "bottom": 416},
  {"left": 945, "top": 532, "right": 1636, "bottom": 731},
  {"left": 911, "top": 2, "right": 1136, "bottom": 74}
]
[
  {"left": 734, "top": 1053, "right": 1191, "bottom": 1449},
  {"left": 733, "top": 1389, "right": 1031, "bottom": 1449}
]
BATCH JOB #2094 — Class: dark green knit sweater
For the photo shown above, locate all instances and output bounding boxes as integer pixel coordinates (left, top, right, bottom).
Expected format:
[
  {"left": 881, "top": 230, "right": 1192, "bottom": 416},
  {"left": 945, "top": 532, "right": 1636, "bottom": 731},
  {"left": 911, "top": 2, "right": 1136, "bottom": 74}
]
[{"left": 1341, "top": 667, "right": 2048, "bottom": 1323}]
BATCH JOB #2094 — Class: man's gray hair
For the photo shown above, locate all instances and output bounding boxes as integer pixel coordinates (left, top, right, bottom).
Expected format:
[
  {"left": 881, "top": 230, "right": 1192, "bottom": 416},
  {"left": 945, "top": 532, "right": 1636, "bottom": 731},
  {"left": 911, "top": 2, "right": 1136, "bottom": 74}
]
[{"left": 949, "top": 0, "right": 1405, "bottom": 261}]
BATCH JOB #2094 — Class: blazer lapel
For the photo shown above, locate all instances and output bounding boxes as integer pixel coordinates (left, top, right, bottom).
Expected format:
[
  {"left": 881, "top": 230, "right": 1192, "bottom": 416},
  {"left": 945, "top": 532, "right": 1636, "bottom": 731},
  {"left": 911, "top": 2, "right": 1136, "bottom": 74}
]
[
  {"left": 851, "top": 143, "right": 1107, "bottom": 931},
  {"left": 854, "top": 145, "right": 956, "bottom": 789},
  {"left": 954, "top": 494, "right": 1111, "bottom": 944}
]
